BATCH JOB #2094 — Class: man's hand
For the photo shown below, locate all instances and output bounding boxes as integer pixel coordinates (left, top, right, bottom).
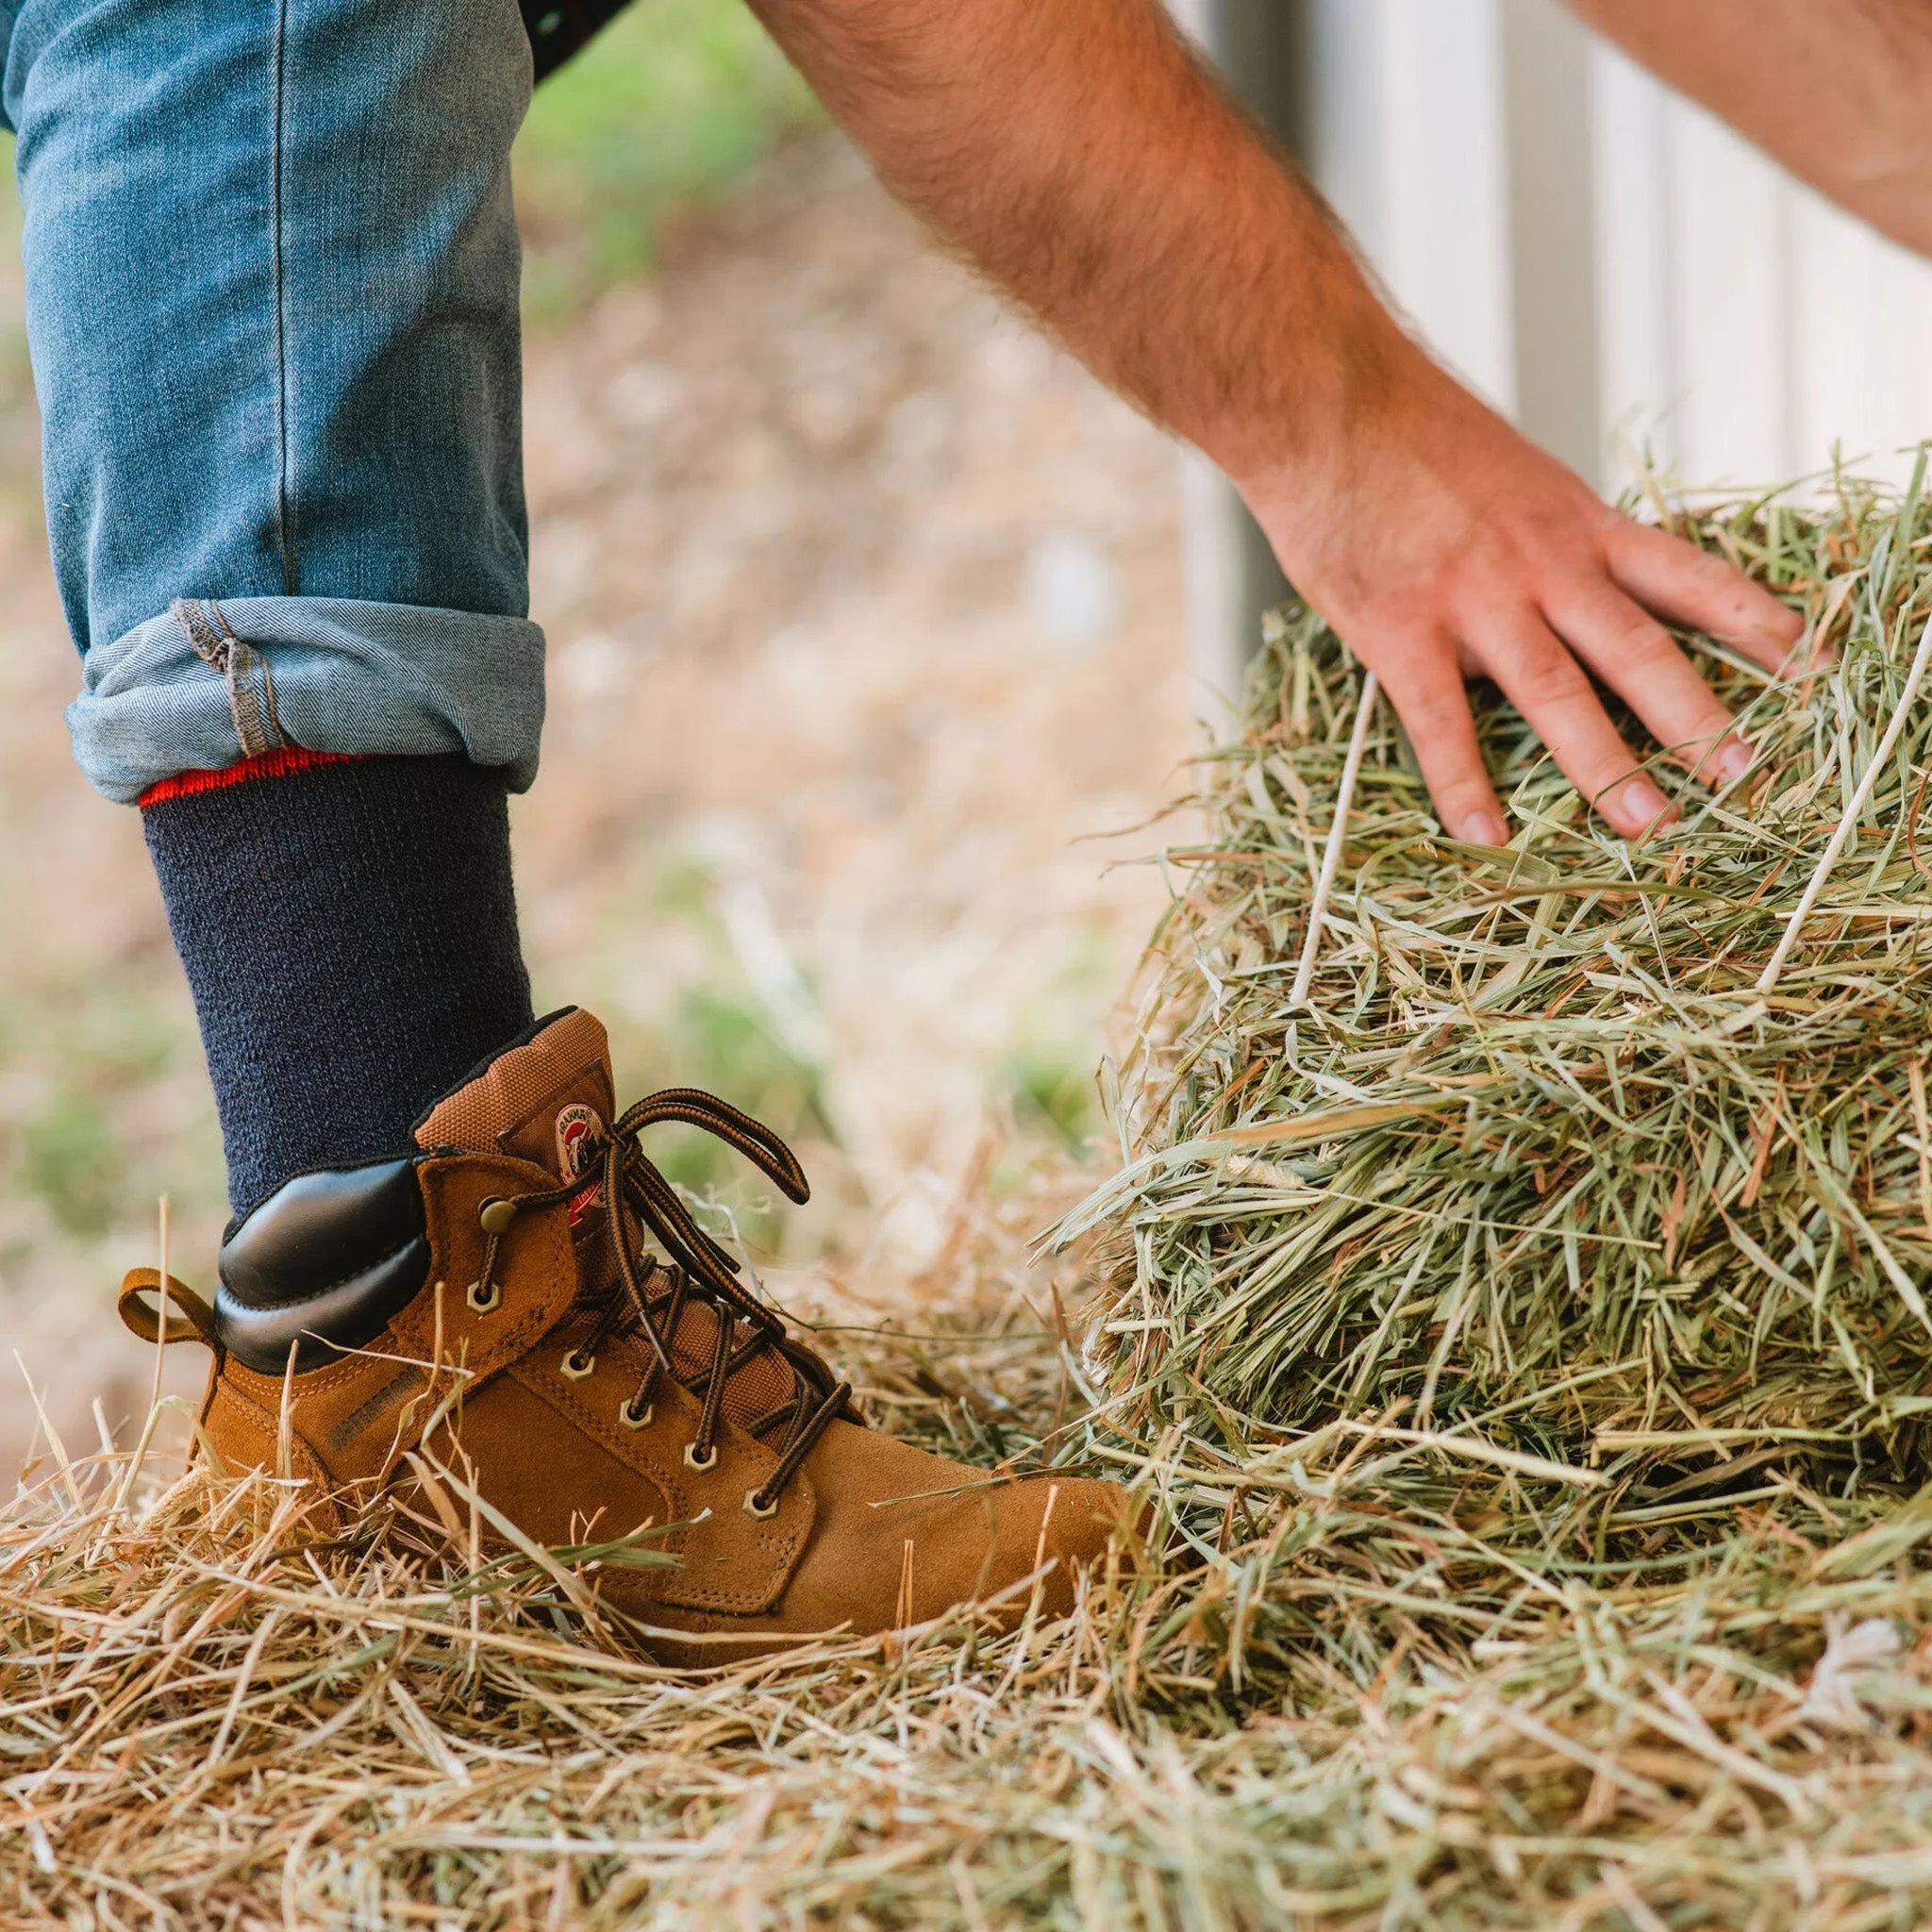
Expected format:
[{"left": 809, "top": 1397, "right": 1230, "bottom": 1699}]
[
  {"left": 747, "top": 0, "right": 1805, "bottom": 840},
  {"left": 1240, "top": 354, "right": 1803, "bottom": 842}
]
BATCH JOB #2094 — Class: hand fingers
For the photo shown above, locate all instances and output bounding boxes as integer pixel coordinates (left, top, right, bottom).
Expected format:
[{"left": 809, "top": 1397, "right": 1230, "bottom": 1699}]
[
  {"left": 1369, "top": 635, "right": 1508, "bottom": 846},
  {"left": 1481, "top": 608, "right": 1678, "bottom": 839},
  {"left": 1540, "top": 581, "right": 1755, "bottom": 789},
  {"left": 1606, "top": 520, "right": 1806, "bottom": 675}
]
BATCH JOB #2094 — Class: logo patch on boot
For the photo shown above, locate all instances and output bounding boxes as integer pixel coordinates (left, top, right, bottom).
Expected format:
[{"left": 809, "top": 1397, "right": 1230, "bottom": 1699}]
[
  {"left": 325, "top": 1366, "right": 428, "bottom": 1455},
  {"left": 555, "top": 1103, "right": 605, "bottom": 1224}
]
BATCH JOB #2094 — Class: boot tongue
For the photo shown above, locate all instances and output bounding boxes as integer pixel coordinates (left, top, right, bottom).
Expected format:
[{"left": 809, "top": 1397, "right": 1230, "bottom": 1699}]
[{"left": 414, "top": 1007, "right": 615, "bottom": 1176}]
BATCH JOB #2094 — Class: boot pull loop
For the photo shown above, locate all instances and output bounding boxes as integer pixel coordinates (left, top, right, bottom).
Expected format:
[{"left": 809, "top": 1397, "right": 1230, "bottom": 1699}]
[{"left": 118, "top": 1269, "right": 221, "bottom": 1348}]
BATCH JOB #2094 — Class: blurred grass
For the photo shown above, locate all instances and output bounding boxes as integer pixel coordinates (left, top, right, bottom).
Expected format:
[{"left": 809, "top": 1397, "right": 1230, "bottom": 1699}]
[
  {"left": 20, "top": 1092, "right": 118, "bottom": 1240},
  {"left": 0, "top": 980, "right": 226, "bottom": 1280},
  {"left": 999, "top": 1044, "right": 1098, "bottom": 1158},
  {"left": 515, "top": 0, "right": 823, "bottom": 319},
  {"left": 527, "top": 840, "right": 843, "bottom": 1259}
]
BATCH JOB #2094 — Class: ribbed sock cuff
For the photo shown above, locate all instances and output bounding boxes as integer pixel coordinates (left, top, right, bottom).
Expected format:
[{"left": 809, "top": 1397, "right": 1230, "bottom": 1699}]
[{"left": 142, "top": 752, "right": 536, "bottom": 1214}]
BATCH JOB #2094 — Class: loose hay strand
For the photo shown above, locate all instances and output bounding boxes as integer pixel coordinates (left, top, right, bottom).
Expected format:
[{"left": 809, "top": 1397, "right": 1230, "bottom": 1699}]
[
  {"left": 1760, "top": 603, "right": 1932, "bottom": 992},
  {"left": 1290, "top": 665, "right": 1380, "bottom": 1010}
]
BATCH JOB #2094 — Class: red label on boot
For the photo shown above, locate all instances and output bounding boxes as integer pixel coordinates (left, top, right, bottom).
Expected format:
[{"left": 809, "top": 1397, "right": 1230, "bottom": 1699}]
[{"left": 555, "top": 1104, "right": 605, "bottom": 1225}]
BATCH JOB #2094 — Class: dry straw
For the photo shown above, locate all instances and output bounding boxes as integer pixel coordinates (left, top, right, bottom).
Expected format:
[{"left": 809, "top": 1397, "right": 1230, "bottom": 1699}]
[
  {"left": 13, "top": 1292, "right": 1932, "bottom": 1931},
  {"left": 18, "top": 477, "right": 1932, "bottom": 1928}
]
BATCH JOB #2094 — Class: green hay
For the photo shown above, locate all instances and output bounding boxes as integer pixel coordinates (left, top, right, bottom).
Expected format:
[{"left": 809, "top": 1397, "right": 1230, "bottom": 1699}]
[{"left": 1073, "top": 461, "right": 1932, "bottom": 1559}]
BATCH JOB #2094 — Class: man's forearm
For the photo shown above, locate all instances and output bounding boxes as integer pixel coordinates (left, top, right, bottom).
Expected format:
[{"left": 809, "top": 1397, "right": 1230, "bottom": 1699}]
[
  {"left": 744, "top": 0, "right": 1406, "bottom": 494},
  {"left": 753, "top": 0, "right": 1805, "bottom": 849},
  {"left": 1568, "top": 0, "right": 1932, "bottom": 259}
]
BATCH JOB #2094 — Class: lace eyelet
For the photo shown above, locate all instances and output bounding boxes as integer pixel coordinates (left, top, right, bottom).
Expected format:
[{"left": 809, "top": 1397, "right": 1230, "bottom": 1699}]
[
  {"left": 619, "top": 1397, "right": 653, "bottom": 1430},
  {"left": 684, "top": 1441, "right": 719, "bottom": 1472},
  {"left": 477, "top": 1197, "right": 518, "bottom": 1235},
  {"left": 561, "top": 1349, "right": 596, "bottom": 1381},
  {"left": 742, "top": 1488, "right": 779, "bottom": 1521},
  {"left": 466, "top": 1279, "right": 502, "bottom": 1314}
]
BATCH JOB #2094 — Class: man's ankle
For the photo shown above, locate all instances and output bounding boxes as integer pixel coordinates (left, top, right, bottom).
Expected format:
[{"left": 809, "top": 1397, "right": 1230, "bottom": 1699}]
[{"left": 141, "top": 750, "right": 535, "bottom": 1214}]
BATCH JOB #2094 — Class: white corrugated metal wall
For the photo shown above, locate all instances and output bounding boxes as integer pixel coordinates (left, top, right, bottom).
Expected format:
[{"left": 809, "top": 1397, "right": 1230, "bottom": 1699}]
[
  {"left": 1179, "top": 0, "right": 1932, "bottom": 703},
  {"left": 1591, "top": 34, "right": 1932, "bottom": 493}
]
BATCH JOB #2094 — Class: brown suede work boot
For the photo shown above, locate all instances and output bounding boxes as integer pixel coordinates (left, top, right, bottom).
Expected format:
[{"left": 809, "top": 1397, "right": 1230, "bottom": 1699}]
[{"left": 120, "top": 1008, "right": 1133, "bottom": 1661}]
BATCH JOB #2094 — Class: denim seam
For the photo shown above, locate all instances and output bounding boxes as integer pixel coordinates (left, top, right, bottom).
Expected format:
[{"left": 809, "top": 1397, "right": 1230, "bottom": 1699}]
[
  {"left": 171, "top": 597, "right": 290, "bottom": 758},
  {"left": 270, "top": 0, "right": 293, "bottom": 595}
]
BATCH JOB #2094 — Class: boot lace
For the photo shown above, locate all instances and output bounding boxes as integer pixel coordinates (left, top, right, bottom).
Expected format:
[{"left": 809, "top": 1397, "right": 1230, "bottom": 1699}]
[{"left": 464, "top": 1089, "right": 851, "bottom": 1516}]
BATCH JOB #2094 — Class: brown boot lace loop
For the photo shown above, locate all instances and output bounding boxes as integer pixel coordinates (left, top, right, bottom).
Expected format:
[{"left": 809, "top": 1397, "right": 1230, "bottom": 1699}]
[
  {"left": 745, "top": 1378, "right": 850, "bottom": 1516},
  {"left": 686, "top": 1306, "right": 736, "bottom": 1469},
  {"left": 459, "top": 1089, "right": 845, "bottom": 1511},
  {"left": 618, "top": 1263, "right": 684, "bottom": 1423}
]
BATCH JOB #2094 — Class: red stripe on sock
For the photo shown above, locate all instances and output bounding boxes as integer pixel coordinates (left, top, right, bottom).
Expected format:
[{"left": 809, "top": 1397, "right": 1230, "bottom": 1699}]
[{"left": 139, "top": 747, "right": 363, "bottom": 808}]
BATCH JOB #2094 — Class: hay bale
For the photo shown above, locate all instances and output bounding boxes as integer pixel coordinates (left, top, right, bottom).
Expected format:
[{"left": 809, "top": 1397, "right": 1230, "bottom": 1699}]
[{"left": 1076, "top": 467, "right": 1932, "bottom": 1532}]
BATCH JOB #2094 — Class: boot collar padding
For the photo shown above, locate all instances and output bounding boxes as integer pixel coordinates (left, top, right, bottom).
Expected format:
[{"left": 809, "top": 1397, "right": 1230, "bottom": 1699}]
[{"left": 413, "top": 1008, "right": 615, "bottom": 1174}]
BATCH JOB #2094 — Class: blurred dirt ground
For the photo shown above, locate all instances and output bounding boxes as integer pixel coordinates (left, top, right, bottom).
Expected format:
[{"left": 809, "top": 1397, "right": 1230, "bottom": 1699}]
[{"left": 0, "top": 134, "right": 1192, "bottom": 1469}]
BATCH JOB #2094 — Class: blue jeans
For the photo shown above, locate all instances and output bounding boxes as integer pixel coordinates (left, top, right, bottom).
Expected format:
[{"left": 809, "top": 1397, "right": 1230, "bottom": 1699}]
[{"left": 1, "top": 0, "right": 545, "bottom": 803}]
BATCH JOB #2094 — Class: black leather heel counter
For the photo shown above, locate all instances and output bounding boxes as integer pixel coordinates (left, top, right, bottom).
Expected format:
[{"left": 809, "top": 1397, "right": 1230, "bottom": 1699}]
[{"left": 216, "top": 1158, "right": 430, "bottom": 1374}]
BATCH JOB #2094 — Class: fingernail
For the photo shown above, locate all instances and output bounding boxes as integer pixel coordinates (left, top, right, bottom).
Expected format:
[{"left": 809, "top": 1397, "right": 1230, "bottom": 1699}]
[
  {"left": 1618, "top": 777, "right": 1677, "bottom": 831},
  {"left": 1714, "top": 739, "right": 1754, "bottom": 787},
  {"left": 1455, "top": 810, "right": 1508, "bottom": 847}
]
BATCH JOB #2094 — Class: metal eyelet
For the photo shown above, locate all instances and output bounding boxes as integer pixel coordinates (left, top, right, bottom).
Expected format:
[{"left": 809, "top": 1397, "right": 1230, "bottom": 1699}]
[
  {"left": 466, "top": 1279, "right": 502, "bottom": 1314},
  {"left": 478, "top": 1197, "right": 517, "bottom": 1235},
  {"left": 619, "top": 1396, "right": 654, "bottom": 1430},
  {"left": 561, "top": 1349, "right": 596, "bottom": 1381},
  {"left": 742, "top": 1488, "right": 779, "bottom": 1521},
  {"left": 684, "top": 1441, "right": 719, "bottom": 1472}
]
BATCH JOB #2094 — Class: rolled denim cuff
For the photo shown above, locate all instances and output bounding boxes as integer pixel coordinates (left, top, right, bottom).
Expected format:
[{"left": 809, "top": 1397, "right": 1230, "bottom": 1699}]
[{"left": 67, "top": 594, "right": 546, "bottom": 804}]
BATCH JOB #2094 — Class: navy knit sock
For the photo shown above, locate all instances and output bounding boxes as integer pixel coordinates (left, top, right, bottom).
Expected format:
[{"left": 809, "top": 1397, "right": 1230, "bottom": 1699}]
[{"left": 141, "top": 750, "right": 536, "bottom": 1215}]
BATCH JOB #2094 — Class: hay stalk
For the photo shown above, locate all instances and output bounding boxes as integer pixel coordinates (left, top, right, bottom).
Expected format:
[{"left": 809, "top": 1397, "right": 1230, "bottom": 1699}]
[{"left": 1760, "top": 605, "right": 1932, "bottom": 991}]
